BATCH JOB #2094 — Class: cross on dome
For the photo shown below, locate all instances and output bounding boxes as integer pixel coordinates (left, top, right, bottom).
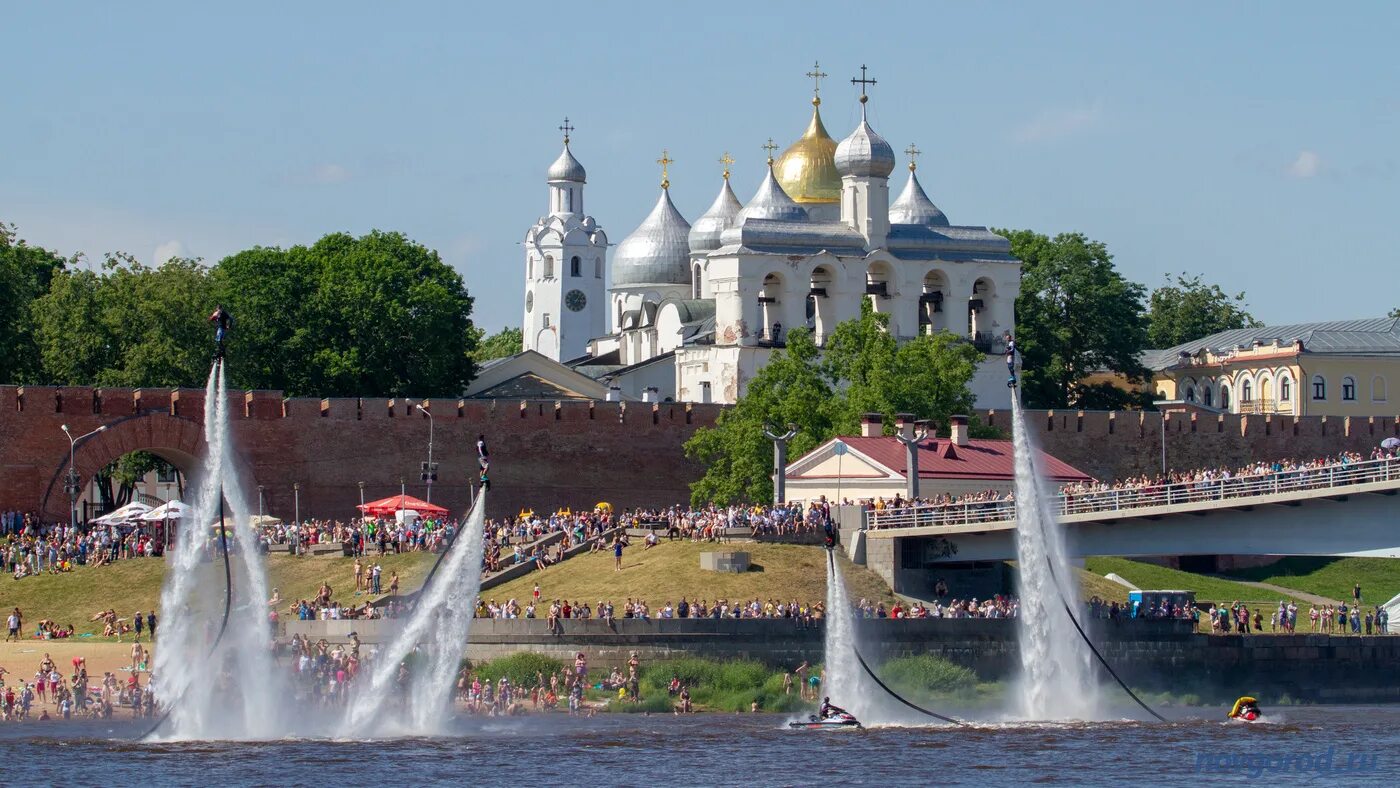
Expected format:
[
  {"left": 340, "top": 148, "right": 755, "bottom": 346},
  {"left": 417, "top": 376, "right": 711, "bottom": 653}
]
[
  {"left": 851, "top": 64, "right": 877, "bottom": 104},
  {"left": 763, "top": 138, "right": 778, "bottom": 166},
  {"left": 905, "top": 143, "right": 921, "bottom": 171},
  {"left": 657, "top": 149, "right": 674, "bottom": 189},
  {"left": 806, "top": 60, "right": 828, "bottom": 105},
  {"left": 719, "top": 151, "right": 735, "bottom": 180},
  {"left": 559, "top": 117, "right": 575, "bottom": 144}
]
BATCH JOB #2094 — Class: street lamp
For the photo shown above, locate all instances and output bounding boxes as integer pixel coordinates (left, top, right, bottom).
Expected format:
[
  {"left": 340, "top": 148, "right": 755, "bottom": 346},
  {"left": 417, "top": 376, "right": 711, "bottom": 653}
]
[
  {"left": 357, "top": 481, "right": 366, "bottom": 511},
  {"left": 762, "top": 423, "right": 799, "bottom": 506},
  {"left": 293, "top": 482, "right": 301, "bottom": 525},
  {"left": 60, "top": 423, "right": 107, "bottom": 530},
  {"left": 257, "top": 485, "right": 265, "bottom": 521},
  {"left": 415, "top": 403, "right": 436, "bottom": 504}
]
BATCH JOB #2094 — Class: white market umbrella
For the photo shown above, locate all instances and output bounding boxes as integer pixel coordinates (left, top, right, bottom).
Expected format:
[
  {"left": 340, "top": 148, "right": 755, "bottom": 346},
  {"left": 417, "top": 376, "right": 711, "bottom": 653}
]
[
  {"left": 91, "top": 501, "right": 152, "bottom": 526},
  {"left": 248, "top": 514, "right": 282, "bottom": 528},
  {"left": 1382, "top": 437, "right": 1400, "bottom": 450},
  {"left": 141, "top": 500, "right": 190, "bottom": 521}
]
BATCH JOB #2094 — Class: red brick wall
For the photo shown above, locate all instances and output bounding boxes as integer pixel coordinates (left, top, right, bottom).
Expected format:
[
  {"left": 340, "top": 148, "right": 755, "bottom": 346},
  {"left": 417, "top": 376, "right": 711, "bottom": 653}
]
[
  {"left": 4, "top": 383, "right": 1395, "bottom": 523},
  {"left": 0, "top": 385, "right": 721, "bottom": 522}
]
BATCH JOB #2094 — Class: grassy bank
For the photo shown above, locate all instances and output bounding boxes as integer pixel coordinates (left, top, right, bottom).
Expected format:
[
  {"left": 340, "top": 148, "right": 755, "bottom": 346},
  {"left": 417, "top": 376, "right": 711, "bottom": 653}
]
[
  {"left": 1084, "top": 557, "right": 1314, "bottom": 607},
  {"left": 488, "top": 541, "right": 896, "bottom": 608},
  {"left": 1219, "top": 557, "right": 1400, "bottom": 605},
  {"left": 0, "top": 552, "right": 436, "bottom": 637}
]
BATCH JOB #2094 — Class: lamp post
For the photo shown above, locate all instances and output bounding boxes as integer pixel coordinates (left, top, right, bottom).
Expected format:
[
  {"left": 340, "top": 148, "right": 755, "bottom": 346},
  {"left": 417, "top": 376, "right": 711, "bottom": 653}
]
[
  {"left": 60, "top": 424, "right": 107, "bottom": 530},
  {"left": 357, "top": 481, "right": 366, "bottom": 510},
  {"left": 1160, "top": 412, "right": 1168, "bottom": 477},
  {"left": 894, "top": 419, "right": 931, "bottom": 502},
  {"left": 257, "top": 485, "right": 265, "bottom": 521},
  {"left": 762, "top": 423, "right": 799, "bottom": 506},
  {"left": 293, "top": 482, "right": 301, "bottom": 525},
  {"left": 416, "top": 403, "right": 436, "bottom": 504}
]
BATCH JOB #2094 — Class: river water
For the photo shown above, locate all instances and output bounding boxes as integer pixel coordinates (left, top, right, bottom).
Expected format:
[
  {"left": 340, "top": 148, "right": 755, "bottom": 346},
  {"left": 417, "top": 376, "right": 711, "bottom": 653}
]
[{"left": 7, "top": 705, "right": 1395, "bottom": 785}]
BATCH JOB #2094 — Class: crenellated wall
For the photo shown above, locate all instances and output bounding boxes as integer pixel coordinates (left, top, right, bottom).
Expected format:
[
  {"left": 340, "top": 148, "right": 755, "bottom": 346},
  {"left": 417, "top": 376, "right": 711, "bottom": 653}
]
[
  {"left": 0, "top": 385, "right": 721, "bottom": 522},
  {"left": 3, "top": 382, "right": 1396, "bottom": 523},
  {"left": 980, "top": 408, "right": 1400, "bottom": 481}
]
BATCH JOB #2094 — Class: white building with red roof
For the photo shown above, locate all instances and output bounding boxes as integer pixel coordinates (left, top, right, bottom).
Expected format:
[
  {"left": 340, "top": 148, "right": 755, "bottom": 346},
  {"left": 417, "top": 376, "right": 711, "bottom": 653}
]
[{"left": 783, "top": 413, "right": 1092, "bottom": 504}]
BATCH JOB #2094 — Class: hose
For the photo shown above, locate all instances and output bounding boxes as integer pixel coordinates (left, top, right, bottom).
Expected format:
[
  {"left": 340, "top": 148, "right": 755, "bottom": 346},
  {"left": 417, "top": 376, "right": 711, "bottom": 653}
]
[{"left": 827, "top": 549, "right": 966, "bottom": 726}]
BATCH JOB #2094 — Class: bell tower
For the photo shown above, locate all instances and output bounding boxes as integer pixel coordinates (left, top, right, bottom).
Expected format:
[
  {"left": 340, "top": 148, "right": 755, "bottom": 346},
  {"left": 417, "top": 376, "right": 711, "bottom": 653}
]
[{"left": 522, "top": 119, "right": 608, "bottom": 361}]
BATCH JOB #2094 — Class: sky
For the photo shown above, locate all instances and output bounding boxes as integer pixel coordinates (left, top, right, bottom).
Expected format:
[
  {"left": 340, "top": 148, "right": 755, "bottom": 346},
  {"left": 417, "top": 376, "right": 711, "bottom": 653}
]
[{"left": 5, "top": 2, "right": 1398, "bottom": 334}]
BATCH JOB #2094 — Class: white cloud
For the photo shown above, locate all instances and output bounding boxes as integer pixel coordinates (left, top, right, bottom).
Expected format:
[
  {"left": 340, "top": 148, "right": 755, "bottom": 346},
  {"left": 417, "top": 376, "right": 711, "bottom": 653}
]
[
  {"left": 1287, "top": 150, "right": 1321, "bottom": 178},
  {"left": 1013, "top": 101, "right": 1104, "bottom": 143},
  {"left": 309, "top": 163, "right": 352, "bottom": 184},
  {"left": 153, "top": 239, "right": 186, "bottom": 264}
]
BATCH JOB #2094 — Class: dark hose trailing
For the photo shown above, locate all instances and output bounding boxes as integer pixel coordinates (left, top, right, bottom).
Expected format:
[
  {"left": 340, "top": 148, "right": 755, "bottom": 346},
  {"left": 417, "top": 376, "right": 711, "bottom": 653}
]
[{"left": 828, "top": 550, "right": 966, "bottom": 726}]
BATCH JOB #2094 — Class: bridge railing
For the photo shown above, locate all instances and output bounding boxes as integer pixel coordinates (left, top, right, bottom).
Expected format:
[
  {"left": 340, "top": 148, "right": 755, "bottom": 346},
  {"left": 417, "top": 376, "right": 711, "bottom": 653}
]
[{"left": 868, "top": 456, "right": 1400, "bottom": 531}]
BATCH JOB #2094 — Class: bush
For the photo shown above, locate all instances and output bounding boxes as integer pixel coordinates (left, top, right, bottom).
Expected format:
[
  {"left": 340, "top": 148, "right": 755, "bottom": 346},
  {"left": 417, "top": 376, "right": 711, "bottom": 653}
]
[
  {"left": 880, "top": 654, "right": 978, "bottom": 698},
  {"left": 474, "top": 653, "right": 564, "bottom": 688}
]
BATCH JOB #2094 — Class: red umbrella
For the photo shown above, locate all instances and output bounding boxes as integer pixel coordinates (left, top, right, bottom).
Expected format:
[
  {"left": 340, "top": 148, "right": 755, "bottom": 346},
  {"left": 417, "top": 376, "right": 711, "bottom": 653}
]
[{"left": 357, "top": 494, "right": 449, "bottom": 517}]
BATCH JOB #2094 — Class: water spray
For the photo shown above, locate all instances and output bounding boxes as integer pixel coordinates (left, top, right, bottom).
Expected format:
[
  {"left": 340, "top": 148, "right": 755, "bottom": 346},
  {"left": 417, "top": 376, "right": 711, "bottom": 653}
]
[
  {"left": 142, "top": 360, "right": 238, "bottom": 740},
  {"left": 827, "top": 549, "right": 965, "bottom": 726},
  {"left": 1009, "top": 393, "right": 1166, "bottom": 723}
]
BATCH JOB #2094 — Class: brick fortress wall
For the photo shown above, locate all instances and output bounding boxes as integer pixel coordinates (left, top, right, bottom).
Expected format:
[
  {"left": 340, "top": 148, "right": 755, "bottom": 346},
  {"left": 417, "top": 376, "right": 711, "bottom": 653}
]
[
  {"left": 0, "top": 385, "right": 721, "bottom": 522},
  {"left": 2, "top": 383, "right": 1396, "bottom": 522}
]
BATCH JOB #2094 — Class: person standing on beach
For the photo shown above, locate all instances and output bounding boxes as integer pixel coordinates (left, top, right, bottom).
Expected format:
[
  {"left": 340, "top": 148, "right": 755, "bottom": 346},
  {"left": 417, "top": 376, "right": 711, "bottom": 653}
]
[
  {"left": 145, "top": 611, "right": 157, "bottom": 640},
  {"left": 6, "top": 608, "right": 21, "bottom": 642}
]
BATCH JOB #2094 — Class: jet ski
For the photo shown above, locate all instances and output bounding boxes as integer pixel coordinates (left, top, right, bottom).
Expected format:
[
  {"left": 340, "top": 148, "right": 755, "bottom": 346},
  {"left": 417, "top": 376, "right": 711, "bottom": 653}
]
[
  {"left": 1228, "top": 696, "right": 1262, "bottom": 722},
  {"left": 789, "top": 711, "right": 862, "bottom": 730}
]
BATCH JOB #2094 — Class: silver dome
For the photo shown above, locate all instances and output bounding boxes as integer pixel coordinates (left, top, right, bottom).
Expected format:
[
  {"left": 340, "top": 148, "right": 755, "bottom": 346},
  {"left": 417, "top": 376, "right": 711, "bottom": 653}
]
[
  {"left": 612, "top": 188, "right": 692, "bottom": 287},
  {"left": 547, "top": 143, "right": 586, "bottom": 183},
  {"left": 688, "top": 178, "right": 743, "bottom": 253},
  {"left": 889, "top": 168, "right": 949, "bottom": 227},
  {"left": 835, "top": 113, "right": 896, "bottom": 179},
  {"left": 737, "top": 167, "right": 809, "bottom": 224}
]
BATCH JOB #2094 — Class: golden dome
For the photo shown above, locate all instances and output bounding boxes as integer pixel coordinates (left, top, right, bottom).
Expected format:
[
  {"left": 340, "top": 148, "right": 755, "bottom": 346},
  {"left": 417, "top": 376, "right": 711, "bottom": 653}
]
[{"left": 773, "top": 99, "right": 840, "bottom": 205}]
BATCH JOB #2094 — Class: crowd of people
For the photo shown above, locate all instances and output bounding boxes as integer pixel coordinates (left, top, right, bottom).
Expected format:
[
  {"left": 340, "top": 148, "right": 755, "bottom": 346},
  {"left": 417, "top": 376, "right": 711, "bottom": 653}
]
[
  {"left": 0, "top": 513, "right": 165, "bottom": 580},
  {"left": 867, "top": 447, "right": 1400, "bottom": 529},
  {"left": 0, "top": 650, "right": 155, "bottom": 721}
]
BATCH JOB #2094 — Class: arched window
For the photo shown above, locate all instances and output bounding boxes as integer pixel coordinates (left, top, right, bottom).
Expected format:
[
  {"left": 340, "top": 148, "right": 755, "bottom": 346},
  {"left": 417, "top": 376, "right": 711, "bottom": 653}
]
[
  {"left": 1202, "top": 384, "right": 1213, "bottom": 407},
  {"left": 1185, "top": 386, "right": 1196, "bottom": 403},
  {"left": 1280, "top": 376, "right": 1292, "bottom": 401},
  {"left": 543, "top": 255, "right": 555, "bottom": 279},
  {"left": 1220, "top": 385, "right": 1231, "bottom": 410},
  {"left": 692, "top": 263, "right": 702, "bottom": 299},
  {"left": 1342, "top": 376, "right": 1357, "bottom": 401},
  {"left": 1242, "top": 379, "right": 1253, "bottom": 403},
  {"left": 1373, "top": 376, "right": 1388, "bottom": 403},
  {"left": 570, "top": 256, "right": 581, "bottom": 277},
  {"left": 527, "top": 257, "right": 534, "bottom": 280},
  {"left": 1312, "top": 375, "right": 1326, "bottom": 400},
  {"left": 595, "top": 258, "right": 602, "bottom": 279}
]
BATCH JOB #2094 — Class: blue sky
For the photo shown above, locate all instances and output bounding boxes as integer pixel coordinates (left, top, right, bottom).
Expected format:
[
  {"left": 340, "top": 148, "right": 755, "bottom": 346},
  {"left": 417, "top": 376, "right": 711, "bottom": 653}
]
[{"left": 5, "top": 2, "right": 1397, "bottom": 334}]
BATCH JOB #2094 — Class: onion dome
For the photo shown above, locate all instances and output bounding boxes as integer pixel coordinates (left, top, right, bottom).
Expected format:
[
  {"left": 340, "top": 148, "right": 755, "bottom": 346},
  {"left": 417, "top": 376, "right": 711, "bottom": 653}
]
[
  {"left": 773, "top": 99, "right": 841, "bottom": 205},
  {"left": 613, "top": 188, "right": 692, "bottom": 287},
  {"left": 737, "top": 153, "right": 810, "bottom": 224},
  {"left": 689, "top": 176, "right": 743, "bottom": 253},
  {"left": 889, "top": 162, "right": 949, "bottom": 227},
  {"left": 547, "top": 142, "right": 586, "bottom": 183},
  {"left": 834, "top": 106, "right": 896, "bottom": 179}
]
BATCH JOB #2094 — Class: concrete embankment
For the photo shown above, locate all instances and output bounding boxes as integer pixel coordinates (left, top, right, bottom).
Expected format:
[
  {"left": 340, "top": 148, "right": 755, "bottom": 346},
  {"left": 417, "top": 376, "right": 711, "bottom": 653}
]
[{"left": 282, "top": 618, "right": 1400, "bottom": 702}]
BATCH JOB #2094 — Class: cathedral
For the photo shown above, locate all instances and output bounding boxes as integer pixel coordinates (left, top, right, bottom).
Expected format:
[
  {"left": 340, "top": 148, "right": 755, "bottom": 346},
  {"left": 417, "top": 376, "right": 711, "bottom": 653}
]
[{"left": 517, "top": 66, "right": 1020, "bottom": 408}]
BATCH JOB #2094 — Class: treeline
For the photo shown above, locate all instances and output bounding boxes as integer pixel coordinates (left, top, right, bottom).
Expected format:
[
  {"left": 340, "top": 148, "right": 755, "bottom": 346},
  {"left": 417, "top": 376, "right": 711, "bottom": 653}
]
[{"left": 0, "top": 223, "right": 500, "bottom": 396}]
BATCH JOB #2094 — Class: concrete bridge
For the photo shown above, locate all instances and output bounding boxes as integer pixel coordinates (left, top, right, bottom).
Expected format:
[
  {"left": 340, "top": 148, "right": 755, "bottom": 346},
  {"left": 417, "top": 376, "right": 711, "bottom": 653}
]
[{"left": 851, "top": 457, "right": 1400, "bottom": 593}]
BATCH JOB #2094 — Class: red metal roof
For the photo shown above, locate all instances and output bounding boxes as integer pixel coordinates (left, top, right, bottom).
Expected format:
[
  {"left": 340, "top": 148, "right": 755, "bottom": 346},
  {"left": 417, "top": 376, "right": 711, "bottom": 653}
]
[{"left": 802, "top": 436, "right": 1091, "bottom": 482}]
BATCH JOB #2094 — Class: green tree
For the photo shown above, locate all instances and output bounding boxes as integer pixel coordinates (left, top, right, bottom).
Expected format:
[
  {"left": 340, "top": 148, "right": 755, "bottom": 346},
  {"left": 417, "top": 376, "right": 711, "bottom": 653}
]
[
  {"left": 295, "top": 231, "right": 477, "bottom": 396},
  {"left": 472, "top": 327, "right": 523, "bottom": 362},
  {"left": 33, "top": 254, "right": 214, "bottom": 387},
  {"left": 1146, "top": 273, "right": 1259, "bottom": 348},
  {"left": 684, "top": 328, "right": 833, "bottom": 505},
  {"left": 212, "top": 245, "right": 318, "bottom": 392},
  {"left": 0, "top": 223, "right": 69, "bottom": 383},
  {"left": 1000, "top": 229, "right": 1150, "bottom": 409}
]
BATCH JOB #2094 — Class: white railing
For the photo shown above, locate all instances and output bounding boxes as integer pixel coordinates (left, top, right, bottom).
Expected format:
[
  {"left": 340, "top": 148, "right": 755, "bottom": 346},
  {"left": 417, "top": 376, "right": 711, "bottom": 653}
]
[{"left": 868, "top": 456, "right": 1400, "bottom": 531}]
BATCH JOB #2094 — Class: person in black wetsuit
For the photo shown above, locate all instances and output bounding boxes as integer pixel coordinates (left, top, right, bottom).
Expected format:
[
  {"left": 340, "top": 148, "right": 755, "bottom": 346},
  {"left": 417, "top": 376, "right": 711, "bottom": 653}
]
[{"left": 209, "top": 305, "right": 233, "bottom": 358}]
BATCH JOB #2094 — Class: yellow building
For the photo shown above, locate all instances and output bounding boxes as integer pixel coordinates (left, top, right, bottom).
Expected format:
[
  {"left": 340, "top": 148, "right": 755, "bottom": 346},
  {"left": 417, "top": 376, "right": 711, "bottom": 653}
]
[{"left": 1145, "top": 318, "right": 1400, "bottom": 417}]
